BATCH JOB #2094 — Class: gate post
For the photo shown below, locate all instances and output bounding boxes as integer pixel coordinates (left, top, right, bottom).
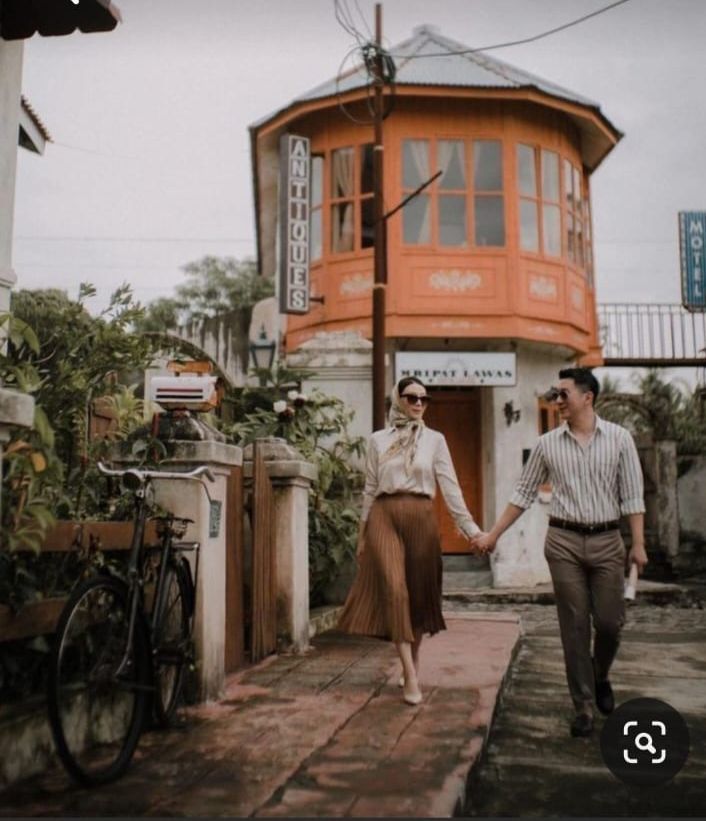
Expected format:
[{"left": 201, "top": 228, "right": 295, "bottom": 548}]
[
  {"left": 118, "top": 440, "right": 242, "bottom": 701},
  {"left": 244, "top": 438, "right": 317, "bottom": 652}
]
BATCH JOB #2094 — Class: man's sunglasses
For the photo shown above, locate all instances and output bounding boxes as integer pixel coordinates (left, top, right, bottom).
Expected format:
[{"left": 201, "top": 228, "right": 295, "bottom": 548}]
[
  {"left": 544, "top": 387, "right": 570, "bottom": 402},
  {"left": 401, "top": 393, "right": 431, "bottom": 406}
]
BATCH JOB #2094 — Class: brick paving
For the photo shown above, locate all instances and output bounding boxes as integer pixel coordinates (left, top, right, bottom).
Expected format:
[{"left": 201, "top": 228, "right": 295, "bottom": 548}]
[{"left": 0, "top": 615, "right": 520, "bottom": 818}]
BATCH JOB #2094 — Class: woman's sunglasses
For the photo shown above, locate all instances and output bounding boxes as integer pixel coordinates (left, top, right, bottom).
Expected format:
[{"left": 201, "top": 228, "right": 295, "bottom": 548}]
[{"left": 402, "top": 393, "right": 431, "bottom": 406}]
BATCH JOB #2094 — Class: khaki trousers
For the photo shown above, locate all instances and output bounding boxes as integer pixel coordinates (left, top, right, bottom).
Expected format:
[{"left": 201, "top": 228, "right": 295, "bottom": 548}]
[{"left": 544, "top": 525, "right": 626, "bottom": 712}]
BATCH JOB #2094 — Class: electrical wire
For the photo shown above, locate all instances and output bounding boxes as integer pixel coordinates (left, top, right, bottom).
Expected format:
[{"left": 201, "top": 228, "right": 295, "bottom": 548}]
[
  {"left": 333, "top": 0, "right": 365, "bottom": 45},
  {"left": 335, "top": 44, "right": 376, "bottom": 125},
  {"left": 351, "top": 0, "right": 373, "bottom": 39},
  {"left": 14, "top": 235, "right": 253, "bottom": 243},
  {"left": 389, "top": 0, "right": 633, "bottom": 59}
]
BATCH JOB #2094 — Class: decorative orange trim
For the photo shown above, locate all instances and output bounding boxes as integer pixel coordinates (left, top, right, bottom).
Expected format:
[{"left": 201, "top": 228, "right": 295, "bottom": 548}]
[{"left": 255, "top": 85, "right": 620, "bottom": 158}]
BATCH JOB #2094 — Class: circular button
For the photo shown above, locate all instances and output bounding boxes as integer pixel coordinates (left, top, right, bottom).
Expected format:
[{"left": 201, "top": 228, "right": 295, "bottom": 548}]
[{"left": 600, "top": 698, "right": 690, "bottom": 786}]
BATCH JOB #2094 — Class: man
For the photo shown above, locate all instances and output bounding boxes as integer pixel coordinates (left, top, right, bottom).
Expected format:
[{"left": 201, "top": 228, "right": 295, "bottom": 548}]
[{"left": 473, "top": 367, "right": 647, "bottom": 738}]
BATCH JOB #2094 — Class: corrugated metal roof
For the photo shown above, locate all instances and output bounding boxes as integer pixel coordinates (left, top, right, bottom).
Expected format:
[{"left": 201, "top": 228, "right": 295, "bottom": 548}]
[{"left": 261, "top": 23, "right": 601, "bottom": 124}]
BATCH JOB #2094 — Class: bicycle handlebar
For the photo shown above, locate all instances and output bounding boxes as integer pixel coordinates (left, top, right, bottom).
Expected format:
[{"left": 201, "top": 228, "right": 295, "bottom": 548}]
[{"left": 97, "top": 462, "right": 215, "bottom": 483}]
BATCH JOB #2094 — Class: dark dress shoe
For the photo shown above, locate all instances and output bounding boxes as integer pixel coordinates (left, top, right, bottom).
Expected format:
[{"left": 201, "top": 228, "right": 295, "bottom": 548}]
[
  {"left": 595, "top": 679, "right": 615, "bottom": 715},
  {"left": 570, "top": 713, "right": 594, "bottom": 737}
]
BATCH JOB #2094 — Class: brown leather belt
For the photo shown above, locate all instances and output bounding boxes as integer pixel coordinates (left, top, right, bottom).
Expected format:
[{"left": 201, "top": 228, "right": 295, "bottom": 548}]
[{"left": 549, "top": 517, "right": 620, "bottom": 535}]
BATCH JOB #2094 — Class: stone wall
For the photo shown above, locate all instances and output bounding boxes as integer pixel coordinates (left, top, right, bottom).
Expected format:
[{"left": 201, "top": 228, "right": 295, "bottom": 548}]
[
  {"left": 178, "top": 308, "right": 250, "bottom": 388},
  {"left": 676, "top": 453, "right": 706, "bottom": 572}
]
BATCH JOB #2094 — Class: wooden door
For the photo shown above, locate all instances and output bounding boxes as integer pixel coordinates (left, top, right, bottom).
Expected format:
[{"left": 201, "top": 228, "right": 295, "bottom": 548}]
[{"left": 424, "top": 389, "right": 483, "bottom": 553}]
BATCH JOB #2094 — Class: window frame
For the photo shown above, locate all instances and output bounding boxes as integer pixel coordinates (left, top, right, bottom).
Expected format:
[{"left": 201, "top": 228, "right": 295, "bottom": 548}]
[
  {"left": 517, "top": 143, "right": 562, "bottom": 258},
  {"left": 400, "top": 136, "right": 506, "bottom": 251},
  {"left": 309, "top": 153, "right": 324, "bottom": 263},
  {"left": 325, "top": 142, "right": 375, "bottom": 258}
]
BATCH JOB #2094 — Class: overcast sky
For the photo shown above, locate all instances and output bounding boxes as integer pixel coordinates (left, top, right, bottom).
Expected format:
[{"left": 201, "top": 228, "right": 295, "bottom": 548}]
[{"left": 12, "top": 0, "right": 706, "bottom": 369}]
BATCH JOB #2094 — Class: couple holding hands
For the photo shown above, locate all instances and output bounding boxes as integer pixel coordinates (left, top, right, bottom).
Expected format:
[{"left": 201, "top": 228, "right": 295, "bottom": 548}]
[{"left": 338, "top": 368, "right": 648, "bottom": 738}]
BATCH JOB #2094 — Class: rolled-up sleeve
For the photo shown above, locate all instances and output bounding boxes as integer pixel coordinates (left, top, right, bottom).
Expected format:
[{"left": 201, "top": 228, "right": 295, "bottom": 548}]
[
  {"left": 618, "top": 431, "right": 645, "bottom": 515},
  {"left": 509, "top": 441, "right": 549, "bottom": 510},
  {"left": 434, "top": 435, "right": 481, "bottom": 538},
  {"left": 360, "top": 436, "right": 379, "bottom": 524}
]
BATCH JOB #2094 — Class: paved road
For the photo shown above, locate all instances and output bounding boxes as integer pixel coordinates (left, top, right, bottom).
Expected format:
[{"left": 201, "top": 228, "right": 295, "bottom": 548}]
[{"left": 443, "top": 600, "right": 706, "bottom": 817}]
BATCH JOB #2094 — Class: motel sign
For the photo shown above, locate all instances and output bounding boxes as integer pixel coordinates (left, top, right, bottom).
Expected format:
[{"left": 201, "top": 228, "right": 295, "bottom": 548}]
[
  {"left": 279, "top": 134, "right": 310, "bottom": 314},
  {"left": 679, "top": 211, "right": 706, "bottom": 311}
]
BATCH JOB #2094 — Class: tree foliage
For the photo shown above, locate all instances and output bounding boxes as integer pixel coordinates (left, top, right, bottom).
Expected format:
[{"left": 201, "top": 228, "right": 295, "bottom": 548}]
[
  {"left": 598, "top": 369, "right": 706, "bottom": 453},
  {"left": 226, "top": 368, "right": 365, "bottom": 607},
  {"left": 1, "top": 284, "right": 158, "bottom": 549},
  {"left": 135, "top": 256, "right": 273, "bottom": 331}
]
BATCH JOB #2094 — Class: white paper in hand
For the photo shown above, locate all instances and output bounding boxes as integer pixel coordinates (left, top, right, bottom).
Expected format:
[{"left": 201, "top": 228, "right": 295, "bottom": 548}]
[{"left": 624, "top": 563, "right": 639, "bottom": 600}]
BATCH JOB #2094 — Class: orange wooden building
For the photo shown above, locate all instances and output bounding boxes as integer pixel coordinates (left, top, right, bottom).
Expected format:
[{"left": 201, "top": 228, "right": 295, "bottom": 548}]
[{"left": 250, "top": 25, "right": 621, "bottom": 585}]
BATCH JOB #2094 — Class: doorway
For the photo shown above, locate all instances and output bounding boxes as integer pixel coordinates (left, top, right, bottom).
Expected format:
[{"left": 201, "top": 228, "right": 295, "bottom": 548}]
[{"left": 424, "top": 389, "right": 483, "bottom": 554}]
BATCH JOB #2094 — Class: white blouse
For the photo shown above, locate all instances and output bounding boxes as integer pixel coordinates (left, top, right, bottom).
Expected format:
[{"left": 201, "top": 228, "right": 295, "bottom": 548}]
[{"left": 360, "top": 426, "right": 481, "bottom": 539}]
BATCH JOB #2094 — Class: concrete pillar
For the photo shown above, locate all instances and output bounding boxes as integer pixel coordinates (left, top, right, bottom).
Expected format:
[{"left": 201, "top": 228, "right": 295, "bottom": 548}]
[
  {"left": 0, "top": 39, "right": 24, "bottom": 315},
  {"left": 655, "top": 439, "right": 679, "bottom": 560},
  {"left": 118, "top": 440, "right": 242, "bottom": 701},
  {"left": 244, "top": 438, "right": 317, "bottom": 652}
]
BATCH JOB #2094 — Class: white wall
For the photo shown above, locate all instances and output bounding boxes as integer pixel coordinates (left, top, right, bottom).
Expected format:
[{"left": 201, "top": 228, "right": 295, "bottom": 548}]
[
  {"left": 0, "top": 40, "right": 24, "bottom": 313},
  {"left": 287, "top": 330, "right": 373, "bottom": 463},
  {"left": 488, "top": 343, "right": 569, "bottom": 587}
]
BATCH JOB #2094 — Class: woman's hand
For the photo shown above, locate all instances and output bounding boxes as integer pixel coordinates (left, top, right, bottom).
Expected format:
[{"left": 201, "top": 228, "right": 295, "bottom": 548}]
[
  {"left": 470, "top": 531, "right": 496, "bottom": 556},
  {"left": 356, "top": 529, "right": 366, "bottom": 559}
]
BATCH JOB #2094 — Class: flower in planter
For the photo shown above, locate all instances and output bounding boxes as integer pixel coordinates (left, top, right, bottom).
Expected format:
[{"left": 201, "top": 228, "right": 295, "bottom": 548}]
[
  {"left": 273, "top": 399, "right": 294, "bottom": 421},
  {"left": 287, "top": 389, "right": 308, "bottom": 407}
]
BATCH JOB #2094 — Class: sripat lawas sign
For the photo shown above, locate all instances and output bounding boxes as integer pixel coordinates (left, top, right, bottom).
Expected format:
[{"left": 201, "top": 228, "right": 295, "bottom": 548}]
[
  {"left": 279, "top": 134, "right": 310, "bottom": 314},
  {"left": 679, "top": 211, "right": 706, "bottom": 311}
]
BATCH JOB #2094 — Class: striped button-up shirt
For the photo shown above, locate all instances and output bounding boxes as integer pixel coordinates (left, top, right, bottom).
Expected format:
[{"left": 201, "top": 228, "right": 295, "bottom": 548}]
[{"left": 510, "top": 415, "right": 645, "bottom": 524}]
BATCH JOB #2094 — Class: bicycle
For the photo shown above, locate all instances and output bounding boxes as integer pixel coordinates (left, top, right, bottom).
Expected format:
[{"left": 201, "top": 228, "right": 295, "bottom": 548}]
[{"left": 47, "top": 461, "right": 214, "bottom": 786}]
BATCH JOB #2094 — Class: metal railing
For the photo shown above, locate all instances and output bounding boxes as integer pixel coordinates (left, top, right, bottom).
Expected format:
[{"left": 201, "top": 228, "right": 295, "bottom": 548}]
[{"left": 597, "top": 304, "right": 706, "bottom": 366}]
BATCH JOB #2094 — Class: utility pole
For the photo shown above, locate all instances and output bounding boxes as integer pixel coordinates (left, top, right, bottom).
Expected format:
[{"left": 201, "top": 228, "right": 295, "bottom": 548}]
[{"left": 372, "top": 2, "right": 386, "bottom": 431}]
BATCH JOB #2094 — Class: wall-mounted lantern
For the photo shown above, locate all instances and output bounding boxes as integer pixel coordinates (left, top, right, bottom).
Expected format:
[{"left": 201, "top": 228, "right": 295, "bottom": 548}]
[
  {"left": 249, "top": 324, "right": 276, "bottom": 386},
  {"left": 503, "top": 400, "right": 521, "bottom": 426}
]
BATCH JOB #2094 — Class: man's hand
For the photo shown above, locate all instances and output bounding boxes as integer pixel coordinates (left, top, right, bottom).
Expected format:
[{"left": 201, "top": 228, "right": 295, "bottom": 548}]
[
  {"left": 471, "top": 531, "right": 497, "bottom": 556},
  {"left": 628, "top": 542, "right": 648, "bottom": 574}
]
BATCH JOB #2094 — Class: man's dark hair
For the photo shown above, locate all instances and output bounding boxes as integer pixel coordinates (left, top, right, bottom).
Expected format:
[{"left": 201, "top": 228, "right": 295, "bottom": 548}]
[
  {"left": 397, "top": 376, "right": 425, "bottom": 395},
  {"left": 558, "top": 367, "right": 600, "bottom": 402}
]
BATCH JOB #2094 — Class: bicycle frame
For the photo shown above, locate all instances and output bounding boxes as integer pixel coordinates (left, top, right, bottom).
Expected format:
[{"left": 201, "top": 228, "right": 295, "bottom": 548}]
[{"left": 96, "top": 462, "right": 214, "bottom": 682}]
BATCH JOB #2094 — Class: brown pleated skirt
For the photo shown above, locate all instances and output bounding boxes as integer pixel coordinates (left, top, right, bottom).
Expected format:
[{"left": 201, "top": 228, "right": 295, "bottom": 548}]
[{"left": 337, "top": 493, "right": 446, "bottom": 643}]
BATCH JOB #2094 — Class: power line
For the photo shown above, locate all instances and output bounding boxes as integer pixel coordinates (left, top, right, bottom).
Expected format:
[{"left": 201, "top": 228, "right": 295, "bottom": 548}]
[
  {"left": 51, "top": 141, "right": 138, "bottom": 160},
  {"left": 14, "top": 235, "right": 254, "bottom": 243},
  {"left": 333, "top": 0, "right": 365, "bottom": 44},
  {"left": 351, "top": 0, "right": 373, "bottom": 39},
  {"left": 389, "top": 0, "right": 633, "bottom": 59}
]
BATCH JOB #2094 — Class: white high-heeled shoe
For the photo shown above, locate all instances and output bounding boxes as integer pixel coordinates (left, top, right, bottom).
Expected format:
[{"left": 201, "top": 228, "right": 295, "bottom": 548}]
[{"left": 403, "top": 690, "right": 423, "bottom": 706}]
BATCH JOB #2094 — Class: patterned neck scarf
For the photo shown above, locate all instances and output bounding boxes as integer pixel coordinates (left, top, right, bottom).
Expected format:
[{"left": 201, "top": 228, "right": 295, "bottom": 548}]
[{"left": 379, "top": 383, "right": 425, "bottom": 475}]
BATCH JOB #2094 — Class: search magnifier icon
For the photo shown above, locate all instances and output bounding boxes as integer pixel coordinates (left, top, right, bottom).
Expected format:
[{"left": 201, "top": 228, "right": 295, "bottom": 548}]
[{"left": 635, "top": 732, "right": 657, "bottom": 754}]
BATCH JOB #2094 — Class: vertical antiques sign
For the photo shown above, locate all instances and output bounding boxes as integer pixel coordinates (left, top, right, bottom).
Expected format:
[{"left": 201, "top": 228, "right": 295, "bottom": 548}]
[
  {"left": 279, "top": 134, "right": 310, "bottom": 314},
  {"left": 679, "top": 211, "right": 706, "bottom": 311}
]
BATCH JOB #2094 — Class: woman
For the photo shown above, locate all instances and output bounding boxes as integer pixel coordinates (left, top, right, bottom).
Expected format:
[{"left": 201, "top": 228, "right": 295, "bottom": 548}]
[{"left": 338, "top": 376, "right": 483, "bottom": 705}]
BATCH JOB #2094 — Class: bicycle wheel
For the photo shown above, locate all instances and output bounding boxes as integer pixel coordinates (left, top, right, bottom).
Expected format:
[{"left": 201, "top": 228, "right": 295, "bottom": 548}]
[
  {"left": 152, "top": 561, "right": 192, "bottom": 726},
  {"left": 47, "top": 575, "right": 150, "bottom": 786}
]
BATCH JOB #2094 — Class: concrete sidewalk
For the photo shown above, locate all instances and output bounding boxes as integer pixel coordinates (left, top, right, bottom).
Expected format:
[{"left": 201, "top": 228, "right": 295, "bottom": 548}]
[{"left": 0, "top": 614, "right": 520, "bottom": 818}]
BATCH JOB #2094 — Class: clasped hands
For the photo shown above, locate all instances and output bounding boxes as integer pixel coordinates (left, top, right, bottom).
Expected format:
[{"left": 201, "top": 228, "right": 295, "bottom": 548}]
[{"left": 468, "top": 530, "right": 496, "bottom": 556}]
